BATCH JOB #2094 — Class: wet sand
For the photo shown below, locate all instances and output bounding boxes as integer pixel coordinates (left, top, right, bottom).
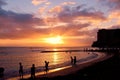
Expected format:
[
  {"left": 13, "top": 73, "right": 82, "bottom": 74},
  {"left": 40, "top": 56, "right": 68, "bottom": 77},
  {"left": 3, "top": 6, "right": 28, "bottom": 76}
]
[{"left": 35, "top": 53, "right": 120, "bottom": 80}]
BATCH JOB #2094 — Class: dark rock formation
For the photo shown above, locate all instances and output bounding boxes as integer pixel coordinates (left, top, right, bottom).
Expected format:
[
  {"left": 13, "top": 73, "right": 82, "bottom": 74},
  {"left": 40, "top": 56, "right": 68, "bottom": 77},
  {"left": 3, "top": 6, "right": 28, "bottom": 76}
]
[{"left": 92, "top": 29, "right": 120, "bottom": 47}]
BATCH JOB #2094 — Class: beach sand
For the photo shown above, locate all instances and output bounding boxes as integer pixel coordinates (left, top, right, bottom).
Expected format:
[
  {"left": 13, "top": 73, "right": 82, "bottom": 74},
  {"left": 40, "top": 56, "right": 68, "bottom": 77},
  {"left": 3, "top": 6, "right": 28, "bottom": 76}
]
[
  {"left": 19, "top": 52, "right": 113, "bottom": 80},
  {"left": 6, "top": 52, "right": 115, "bottom": 80}
]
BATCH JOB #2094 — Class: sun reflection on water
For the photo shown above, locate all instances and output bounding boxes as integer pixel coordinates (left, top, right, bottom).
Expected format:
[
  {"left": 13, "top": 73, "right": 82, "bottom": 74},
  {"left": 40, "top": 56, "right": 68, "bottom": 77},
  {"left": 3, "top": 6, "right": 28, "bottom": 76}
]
[{"left": 53, "top": 52, "right": 58, "bottom": 64}]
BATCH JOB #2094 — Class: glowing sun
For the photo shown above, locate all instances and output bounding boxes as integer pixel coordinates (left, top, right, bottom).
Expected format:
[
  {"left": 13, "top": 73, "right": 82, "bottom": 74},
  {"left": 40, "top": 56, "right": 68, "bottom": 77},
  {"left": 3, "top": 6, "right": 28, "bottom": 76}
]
[{"left": 44, "top": 36, "right": 64, "bottom": 44}]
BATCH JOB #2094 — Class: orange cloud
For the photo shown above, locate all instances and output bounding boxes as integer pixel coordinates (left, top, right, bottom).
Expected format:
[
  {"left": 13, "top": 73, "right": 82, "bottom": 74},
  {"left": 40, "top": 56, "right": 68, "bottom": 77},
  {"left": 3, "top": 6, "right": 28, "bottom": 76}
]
[
  {"left": 49, "top": 6, "right": 63, "bottom": 13},
  {"left": 32, "top": 0, "right": 47, "bottom": 6},
  {"left": 106, "top": 10, "right": 120, "bottom": 28},
  {"left": 62, "top": 1, "right": 76, "bottom": 5},
  {"left": 39, "top": 7, "right": 47, "bottom": 14},
  {"left": 108, "top": 10, "right": 120, "bottom": 19},
  {"left": 45, "top": 2, "right": 51, "bottom": 5}
]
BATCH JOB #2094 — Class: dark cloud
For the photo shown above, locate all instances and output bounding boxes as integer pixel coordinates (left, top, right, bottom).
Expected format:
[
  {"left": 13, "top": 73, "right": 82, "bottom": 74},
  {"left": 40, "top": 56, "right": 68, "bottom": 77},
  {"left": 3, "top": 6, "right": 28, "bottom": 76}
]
[
  {"left": 57, "top": 5, "right": 106, "bottom": 23},
  {"left": 49, "top": 23, "right": 90, "bottom": 36},
  {"left": 0, "top": 7, "right": 45, "bottom": 39},
  {"left": 100, "top": 0, "right": 120, "bottom": 10},
  {"left": 0, "top": 0, "right": 7, "bottom": 9}
]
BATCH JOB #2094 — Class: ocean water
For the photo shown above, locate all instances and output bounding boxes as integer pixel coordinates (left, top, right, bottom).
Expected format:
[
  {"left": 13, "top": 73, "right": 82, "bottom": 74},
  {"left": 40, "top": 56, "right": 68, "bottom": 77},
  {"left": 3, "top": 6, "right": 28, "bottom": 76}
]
[{"left": 0, "top": 47, "right": 97, "bottom": 78}]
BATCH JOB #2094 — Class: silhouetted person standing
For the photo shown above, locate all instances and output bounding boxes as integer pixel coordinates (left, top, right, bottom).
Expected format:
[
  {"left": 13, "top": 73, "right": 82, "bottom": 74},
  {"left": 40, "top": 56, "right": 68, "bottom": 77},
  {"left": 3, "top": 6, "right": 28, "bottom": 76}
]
[
  {"left": 45, "top": 61, "right": 49, "bottom": 73},
  {"left": 19, "top": 62, "right": 23, "bottom": 79},
  {"left": 31, "top": 64, "right": 35, "bottom": 79},
  {"left": 70, "top": 56, "right": 74, "bottom": 65},
  {"left": 73, "top": 56, "right": 77, "bottom": 65}
]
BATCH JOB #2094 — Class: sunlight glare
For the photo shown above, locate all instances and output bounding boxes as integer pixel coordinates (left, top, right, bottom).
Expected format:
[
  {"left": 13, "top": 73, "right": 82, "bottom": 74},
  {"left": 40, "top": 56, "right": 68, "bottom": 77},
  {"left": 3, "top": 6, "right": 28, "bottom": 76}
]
[
  {"left": 53, "top": 52, "right": 58, "bottom": 64},
  {"left": 44, "top": 36, "right": 64, "bottom": 44}
]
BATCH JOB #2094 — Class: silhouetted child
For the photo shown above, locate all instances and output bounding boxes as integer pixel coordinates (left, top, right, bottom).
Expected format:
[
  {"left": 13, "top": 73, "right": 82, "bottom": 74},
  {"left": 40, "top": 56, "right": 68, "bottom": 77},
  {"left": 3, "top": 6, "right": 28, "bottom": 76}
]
[
  {"left": 73, "top": 56, "right": 77, "bottom": 65},
  {"left": 31, "top": 64, "right": 35, "bottom": 79},
  {"left": 19, "top": 62, "right": 23, "bottom": 79},
  {"left": 45, "top": 61, "right": 49, "bottom": 73}
]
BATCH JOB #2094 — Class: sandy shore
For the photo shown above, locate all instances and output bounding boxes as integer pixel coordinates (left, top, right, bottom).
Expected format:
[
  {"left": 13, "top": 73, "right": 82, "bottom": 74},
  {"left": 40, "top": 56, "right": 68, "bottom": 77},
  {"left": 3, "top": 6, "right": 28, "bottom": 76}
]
[
  {"left": 28, "top": 53, "right": 112, "bottom": 80},
  {"left": 6, "top": 52, "right": 112, "bottom": 80},
  {"left": 35, "top": 53, "right": 112, "bottom": 79}
]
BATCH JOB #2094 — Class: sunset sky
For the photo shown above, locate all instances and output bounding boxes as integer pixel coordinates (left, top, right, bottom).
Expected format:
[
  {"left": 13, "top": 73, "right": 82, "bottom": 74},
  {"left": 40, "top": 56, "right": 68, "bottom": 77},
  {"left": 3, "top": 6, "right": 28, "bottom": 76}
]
[{"left": 0, "top": 0, "right": 120, "bottom": 47}]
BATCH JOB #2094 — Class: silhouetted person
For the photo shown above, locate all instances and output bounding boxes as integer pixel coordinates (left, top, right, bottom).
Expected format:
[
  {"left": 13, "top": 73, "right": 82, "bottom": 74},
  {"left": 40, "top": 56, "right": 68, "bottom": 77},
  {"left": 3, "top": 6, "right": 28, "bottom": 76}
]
[
  {"left": 31, "top": 64, "right": 35, "bottom": 79},
  {"left": 70, "top": 56, "right": 74, "bottom": 65},
  {"left": 73, "top": 56, "right": 77, "bottom": 65},
  {"left": 45, "top": 61, "right": 49, "bottom": 73},
  {"left": 19, "top": 62, "right": 23, "bottom": 79}
]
